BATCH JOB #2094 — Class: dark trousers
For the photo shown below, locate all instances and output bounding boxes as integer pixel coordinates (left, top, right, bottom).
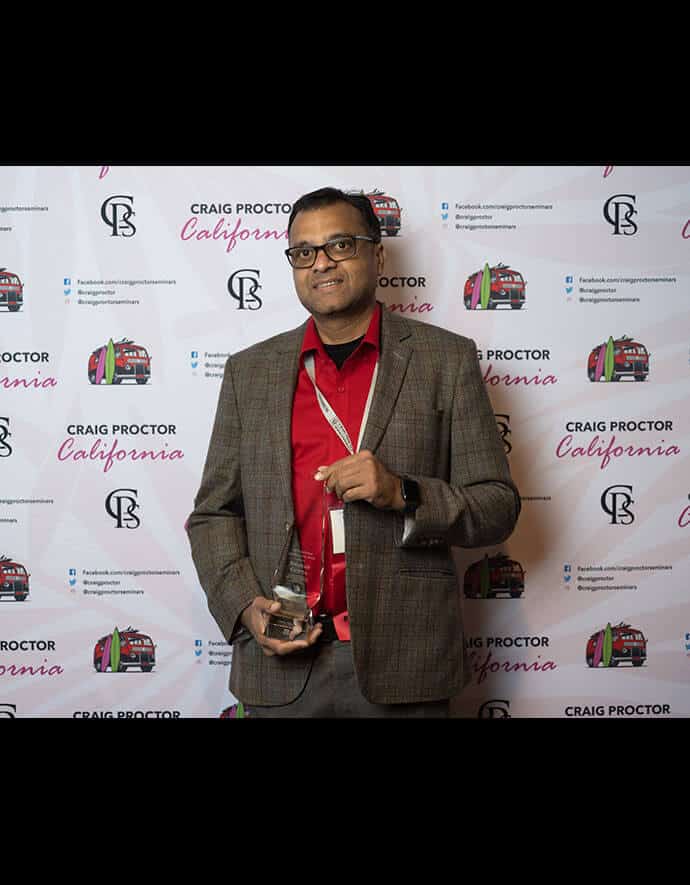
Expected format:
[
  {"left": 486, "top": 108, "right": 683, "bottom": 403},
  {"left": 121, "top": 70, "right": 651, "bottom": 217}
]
[{"left": 244, "top": 640, "right": 450, "bottom": 719}]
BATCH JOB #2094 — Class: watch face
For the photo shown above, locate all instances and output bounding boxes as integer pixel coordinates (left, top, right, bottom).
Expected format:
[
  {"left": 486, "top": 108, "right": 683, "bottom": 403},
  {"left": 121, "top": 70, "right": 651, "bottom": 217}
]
[{"left": 402, "top": 478, "right": 420, "bottom": 511}]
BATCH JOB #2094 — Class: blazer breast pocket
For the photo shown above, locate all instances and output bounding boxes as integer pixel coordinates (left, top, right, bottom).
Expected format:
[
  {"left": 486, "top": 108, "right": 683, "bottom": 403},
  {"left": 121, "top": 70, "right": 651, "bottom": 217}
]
[{"left": 382, "top": 408, "right": 446, "bottom": 476}]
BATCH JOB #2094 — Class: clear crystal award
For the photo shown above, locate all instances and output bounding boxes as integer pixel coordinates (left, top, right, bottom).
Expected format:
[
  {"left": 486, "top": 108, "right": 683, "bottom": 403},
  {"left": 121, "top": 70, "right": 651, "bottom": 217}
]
[{"left": 264, "top": 525, "right": 313, "bottom": 642}]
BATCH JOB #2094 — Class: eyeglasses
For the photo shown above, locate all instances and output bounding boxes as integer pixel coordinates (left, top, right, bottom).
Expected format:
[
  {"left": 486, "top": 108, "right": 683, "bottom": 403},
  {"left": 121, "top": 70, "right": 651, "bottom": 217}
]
[{"left": 284, "top": 235, "right": 376, "bottom": 269}]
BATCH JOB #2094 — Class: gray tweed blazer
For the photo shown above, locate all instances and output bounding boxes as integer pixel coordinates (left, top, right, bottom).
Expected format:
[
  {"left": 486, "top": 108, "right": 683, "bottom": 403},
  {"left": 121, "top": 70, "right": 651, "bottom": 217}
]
[{"left": 187, "top": 304, "right": 520, "bottom": 706}]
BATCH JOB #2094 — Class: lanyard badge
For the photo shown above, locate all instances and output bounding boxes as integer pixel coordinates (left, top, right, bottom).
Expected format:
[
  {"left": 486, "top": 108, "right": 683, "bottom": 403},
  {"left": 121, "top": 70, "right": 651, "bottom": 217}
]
[{"left": 306, "top": 350, "right": 379, "bottom": 554}]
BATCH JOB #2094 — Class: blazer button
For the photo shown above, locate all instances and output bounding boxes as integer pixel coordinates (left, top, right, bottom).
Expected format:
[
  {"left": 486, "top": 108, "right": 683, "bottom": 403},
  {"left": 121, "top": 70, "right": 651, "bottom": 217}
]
[{"left": 285, "top": 522, "right": 291, "bottom": 533}]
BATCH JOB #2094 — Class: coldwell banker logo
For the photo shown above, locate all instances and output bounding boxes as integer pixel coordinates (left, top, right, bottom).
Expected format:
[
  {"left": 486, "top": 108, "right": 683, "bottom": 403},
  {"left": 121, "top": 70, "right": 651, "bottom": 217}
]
[
  {"left": 227, "top": 269, "right": 262, "bottom": 310},
  {"left": 105, "top": 489, "right": 140, "bottom": 529},
  {"left": 601, "top": 485, "right": 635, "bottom": 525},
  {"left": 478, "top": 700, "right": 511, "bottom": 718},
  {"left": 463, "top": 262, "right": 526, "bottom": 310},
  {"left": 603, "top": 194, "right": 638, "bottom": 236},
  {"left": 0, "top": 703, "right": 16, "bottom": 717},
  {"left": 495, "top": 414, "right": 512, "bottom": 455},
  {"left": 88, "top": 338, "right": 151, "bottom": 385},
  {"left": 0, "top": 417, "right": 11, "bottom": 456},
  {"left": 101, "top": 195, "right": 136, "bottom": 237},
  {"left": 587, "top": 335, "right": 649, "bottom": 382},
  {"left": 586, "top": 621, "right": 647, "bottom": 668}
]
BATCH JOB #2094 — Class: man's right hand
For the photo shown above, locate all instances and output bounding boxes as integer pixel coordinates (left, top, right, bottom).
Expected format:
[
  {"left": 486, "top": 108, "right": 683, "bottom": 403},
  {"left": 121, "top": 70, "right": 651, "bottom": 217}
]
[{"left": 240, "top": 597, "right": 323, "bottom": 657}]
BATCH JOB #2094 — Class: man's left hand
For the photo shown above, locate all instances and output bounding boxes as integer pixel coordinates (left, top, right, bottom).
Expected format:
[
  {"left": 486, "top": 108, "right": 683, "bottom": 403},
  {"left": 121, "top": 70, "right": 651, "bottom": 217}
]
[{"left": 314, "top": 450, "right": 405, "bottom": 511}]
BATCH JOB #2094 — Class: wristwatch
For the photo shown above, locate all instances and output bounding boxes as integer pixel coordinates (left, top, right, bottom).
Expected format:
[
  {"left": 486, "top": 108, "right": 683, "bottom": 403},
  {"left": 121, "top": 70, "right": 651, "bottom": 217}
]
[{"left": 400, "top": 476, "right": 421, "bottom": 515}]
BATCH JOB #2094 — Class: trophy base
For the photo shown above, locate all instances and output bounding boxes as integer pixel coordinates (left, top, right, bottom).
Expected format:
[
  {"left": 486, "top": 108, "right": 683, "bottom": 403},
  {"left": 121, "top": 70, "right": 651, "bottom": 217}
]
[{"left": 265, "top": 613, "right": 309, "bottom": 642}]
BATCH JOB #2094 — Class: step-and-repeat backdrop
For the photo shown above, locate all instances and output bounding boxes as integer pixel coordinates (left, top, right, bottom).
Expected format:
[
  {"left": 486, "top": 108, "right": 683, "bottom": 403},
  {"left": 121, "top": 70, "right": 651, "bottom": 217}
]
[{"left": 1, "top": 164, "right": 688, "bottom": 718}]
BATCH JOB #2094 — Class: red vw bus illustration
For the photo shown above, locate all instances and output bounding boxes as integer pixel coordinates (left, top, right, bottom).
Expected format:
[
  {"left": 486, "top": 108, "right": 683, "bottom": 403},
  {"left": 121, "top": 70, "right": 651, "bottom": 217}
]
[
  {"left": 87, "top": 338, "right": 151, "bottom": 385},
  {"left": 586, "top": 622, "right": 647, "bottom": 668},
  {"left": 220, "top": 703, "right": 248, "bottom": 718},
  {"left": 365, "top": 190, "right": 402, "bottom": 236},
  {"left": 463, "top": 553, "right": 525, "bottom": 598},
  {"left": 0, "top": 556, "right": 30, "bottom": 601},
  {"left": 587, "top": 335, "right": 649, "bottom": 382},
  {"left": 93, "top": 627, "right": 156, "bottom": 672},
  {"left": 463, "top": 262, "right": 526, "bottom": 310},
  {"left": 0, "top": 268, "right": 23, "bottom": 312}
]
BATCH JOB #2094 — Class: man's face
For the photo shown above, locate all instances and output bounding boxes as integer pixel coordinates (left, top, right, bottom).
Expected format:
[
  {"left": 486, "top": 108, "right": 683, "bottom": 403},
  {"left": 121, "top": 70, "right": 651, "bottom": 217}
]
[{"left": 288, "top": 202, "right": 384, "bottom": 321}]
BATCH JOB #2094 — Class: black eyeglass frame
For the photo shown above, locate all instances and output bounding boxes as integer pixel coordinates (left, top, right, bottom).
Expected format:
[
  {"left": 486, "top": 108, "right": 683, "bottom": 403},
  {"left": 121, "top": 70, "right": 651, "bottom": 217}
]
[{"left": 284, "top": 235, "right": 377, "bottom": 269}]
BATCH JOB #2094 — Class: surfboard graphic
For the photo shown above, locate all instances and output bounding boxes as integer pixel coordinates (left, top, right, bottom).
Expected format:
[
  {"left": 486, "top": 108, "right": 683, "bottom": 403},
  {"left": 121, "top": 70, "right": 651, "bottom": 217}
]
[
  {"left": 105, "top": 338, "right": 116, "bottom": 385},
  {"left": 111, "top": 627, "right": 121, "bottom": 673},
  {"left": 594, "top": 344, "right": 605, "bottom": 381},
  {"left": 480, "top": 263, "right": 491, "bottom": 310},
  {"left": 592, "top": 630, "right": 604, "bottom": 667},
  {"left": 604, "top": 336, "right": 615, "bottom": 382},
  {"left": 101, "top": 634, "right": 112, "bottom": 672},
  {"left": 470, "top": 270, "right": 482, "bottom": 309},
  {"left": 480, "top": 555, "right": 490, "bottom": 598},
  {"left": 602, "top": 622, "right": 613, "bottom": 667},
  {"left": 95, "top": 347, "right": 106, "bottom": 384}
]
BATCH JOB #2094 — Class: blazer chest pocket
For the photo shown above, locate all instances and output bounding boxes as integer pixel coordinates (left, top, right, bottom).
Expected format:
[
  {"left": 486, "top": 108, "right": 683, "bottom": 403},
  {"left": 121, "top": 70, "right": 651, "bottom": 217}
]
[
  {"left": 382, "top": 409, "right": 446, "bottom": 476},
  {"left": 398, "top": 568, "right": 456, "bottom": 580}
]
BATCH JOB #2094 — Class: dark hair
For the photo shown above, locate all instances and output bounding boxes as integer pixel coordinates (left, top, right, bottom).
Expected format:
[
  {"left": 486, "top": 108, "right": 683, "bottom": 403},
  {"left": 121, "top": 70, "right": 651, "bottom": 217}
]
[{"left": 287, "top": 187, "right": 381, "bottom": 242}]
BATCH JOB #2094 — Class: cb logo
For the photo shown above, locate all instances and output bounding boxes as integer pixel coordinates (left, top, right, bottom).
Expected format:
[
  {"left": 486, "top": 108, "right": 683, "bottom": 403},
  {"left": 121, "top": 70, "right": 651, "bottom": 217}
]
[
  {"left": 105, "top": 489, "right": 141, "bottom": 529},
  {"left": 0, "top": 417, "right": 12, "bottom": 458},
  {"left": 495, "top": 413, "right": 512, "bottom": 455},
  {"left": 478, "top": 700, "right": 511, "bottom": 719},
  {"left": 0, "top": 704, "right": 17, "bottom": 718},
  {"left": 228, "top": 269, "right": 262, "bottom": 310},
  {"left": 101, "top": 195, "right": 136, "bottom": 237},
  {"left": 601, "top": 484, "right": 635, "bottom": 525},
  {"left": 603, "top": 194, "right": 638, "bottom": 236}
]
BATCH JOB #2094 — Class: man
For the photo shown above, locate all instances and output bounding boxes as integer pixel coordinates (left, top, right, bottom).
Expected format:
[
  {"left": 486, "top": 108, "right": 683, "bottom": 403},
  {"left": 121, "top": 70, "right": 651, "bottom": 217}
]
[{"left": 187, "top": 186, "right": 520, "bottom": 718}]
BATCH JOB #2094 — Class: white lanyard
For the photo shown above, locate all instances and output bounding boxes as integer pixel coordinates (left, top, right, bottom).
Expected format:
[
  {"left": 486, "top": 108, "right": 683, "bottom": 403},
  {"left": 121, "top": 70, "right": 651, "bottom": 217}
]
[{"left": 303, "top": 352, "right": 379, "bottom": 455}]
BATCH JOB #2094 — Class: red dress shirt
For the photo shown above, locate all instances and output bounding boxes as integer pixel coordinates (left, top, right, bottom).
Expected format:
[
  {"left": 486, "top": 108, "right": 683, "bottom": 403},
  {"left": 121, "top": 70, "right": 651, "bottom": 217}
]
[{"left": 290, "top": 303, "right": 381, "bottom": 641}]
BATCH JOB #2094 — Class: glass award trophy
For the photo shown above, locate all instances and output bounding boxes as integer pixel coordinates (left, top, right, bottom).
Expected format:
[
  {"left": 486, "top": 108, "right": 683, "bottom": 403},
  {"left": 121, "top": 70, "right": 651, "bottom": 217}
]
[{"left": 264, "top": 525, "right": 314, "bottom": 642}]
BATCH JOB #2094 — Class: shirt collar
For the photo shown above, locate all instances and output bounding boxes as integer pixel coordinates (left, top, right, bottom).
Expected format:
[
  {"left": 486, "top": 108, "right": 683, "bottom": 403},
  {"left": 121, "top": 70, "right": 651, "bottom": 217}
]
[{"left": 300, "top": 301, "right": 382, "bottom": 359}]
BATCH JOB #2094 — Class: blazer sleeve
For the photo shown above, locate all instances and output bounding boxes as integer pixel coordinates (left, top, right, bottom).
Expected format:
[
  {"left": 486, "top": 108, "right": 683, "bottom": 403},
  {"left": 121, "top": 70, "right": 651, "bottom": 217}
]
[
  {"left": 396, "top": 337, "right": 521, "bottom": 549},
  {"left": 186, "top": 356, "right": 262, "bottom": 643}
]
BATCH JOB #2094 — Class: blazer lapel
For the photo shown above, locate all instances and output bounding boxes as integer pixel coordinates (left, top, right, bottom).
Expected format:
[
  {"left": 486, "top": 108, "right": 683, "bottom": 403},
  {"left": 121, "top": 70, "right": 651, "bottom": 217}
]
[
  {"left": 266, "top": 306, "right": 414, "bottom": 511},
  {"left": 267, "top": 321, "right": 308, "bottom": 515},
  {"left": 359, "top": 306, "right": 413, "bottom": 454}
]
